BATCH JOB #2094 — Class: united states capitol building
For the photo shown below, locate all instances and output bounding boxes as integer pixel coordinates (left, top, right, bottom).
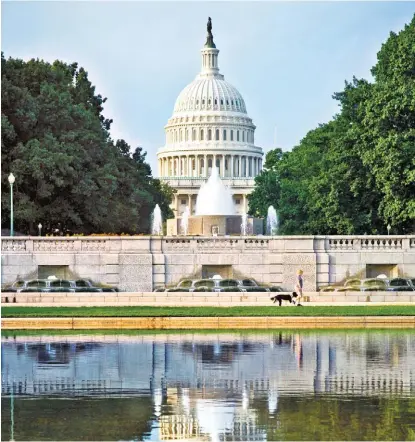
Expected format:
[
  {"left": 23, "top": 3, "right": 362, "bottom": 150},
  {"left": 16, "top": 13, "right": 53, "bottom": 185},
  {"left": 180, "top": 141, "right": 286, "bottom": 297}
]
[{"left": 157, "top": 18, "right": 263, "bottom": 218}]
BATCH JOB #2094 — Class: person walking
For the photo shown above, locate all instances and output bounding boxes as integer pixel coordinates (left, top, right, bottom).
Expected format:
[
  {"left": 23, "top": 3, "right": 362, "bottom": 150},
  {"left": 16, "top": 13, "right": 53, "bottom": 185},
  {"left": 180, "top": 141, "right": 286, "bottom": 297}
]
[{"left": 294, "top": 269, "right": 304, "bottom": 305}]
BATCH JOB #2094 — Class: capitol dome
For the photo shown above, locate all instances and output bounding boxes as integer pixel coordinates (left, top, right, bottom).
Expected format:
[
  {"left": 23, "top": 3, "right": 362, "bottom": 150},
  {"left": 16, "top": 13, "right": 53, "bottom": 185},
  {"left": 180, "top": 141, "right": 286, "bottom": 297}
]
[
  {"left": 173, "top": 78, "right": 247, "bottom": 114},
  {"left": 158, "top": 18, "right": 264, "bottom": 218}
]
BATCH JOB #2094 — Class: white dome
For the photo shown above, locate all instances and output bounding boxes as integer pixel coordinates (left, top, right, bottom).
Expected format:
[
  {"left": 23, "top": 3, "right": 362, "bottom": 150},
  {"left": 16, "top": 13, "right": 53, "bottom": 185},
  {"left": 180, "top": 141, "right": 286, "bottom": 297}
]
[{"left": 174, "top": 78, "right": 247, "bottom": 114}]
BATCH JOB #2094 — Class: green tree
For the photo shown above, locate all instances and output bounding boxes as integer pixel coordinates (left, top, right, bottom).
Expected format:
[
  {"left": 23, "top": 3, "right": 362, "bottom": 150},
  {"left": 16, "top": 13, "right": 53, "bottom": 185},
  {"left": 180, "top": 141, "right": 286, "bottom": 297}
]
[
  {"left": 1, "top": 54, "right": 173, "bottom": 234},
  {"left": 249, "top": 15, "right": 415, "bottom": 234}
]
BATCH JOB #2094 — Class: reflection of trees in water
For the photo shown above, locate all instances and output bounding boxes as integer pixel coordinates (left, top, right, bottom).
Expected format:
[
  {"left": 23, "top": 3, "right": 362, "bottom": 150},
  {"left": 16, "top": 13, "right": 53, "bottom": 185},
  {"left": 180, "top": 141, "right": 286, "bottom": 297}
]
[
  {"left": 254, "top": 395, "right": 415, "bottom": 441},
  {"left": 15, "top": 342, "right": 101, "bottom": 366}
]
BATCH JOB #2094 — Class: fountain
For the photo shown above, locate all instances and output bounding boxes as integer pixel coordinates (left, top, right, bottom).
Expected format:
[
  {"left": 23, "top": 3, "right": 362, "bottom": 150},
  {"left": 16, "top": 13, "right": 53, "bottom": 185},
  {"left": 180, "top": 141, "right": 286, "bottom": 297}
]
[
  {"left": 267, "top": 206, "right": 278, "bottom": 236},
  {"left": 151, "top": 204, "right": 163, "bottom": 235},
  {"left": 180, "top": 206, "right": 190, "bottom": 235},
  {"left": 195, "top": 167, "right": 235, "bottom": 215},
  {"left": 167, "top": 167, "right": 264, "bottom": 236},
  {"left": 241, "top": 212, "right": 248, "bottom": 236}
]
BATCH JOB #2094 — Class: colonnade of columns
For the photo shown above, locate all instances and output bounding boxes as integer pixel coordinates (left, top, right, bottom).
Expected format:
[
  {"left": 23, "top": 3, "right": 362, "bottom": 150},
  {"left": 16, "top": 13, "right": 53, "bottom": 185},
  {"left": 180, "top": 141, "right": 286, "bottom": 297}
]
[{"left": 158, "top": 154, "right": 262, "bottom": 178}]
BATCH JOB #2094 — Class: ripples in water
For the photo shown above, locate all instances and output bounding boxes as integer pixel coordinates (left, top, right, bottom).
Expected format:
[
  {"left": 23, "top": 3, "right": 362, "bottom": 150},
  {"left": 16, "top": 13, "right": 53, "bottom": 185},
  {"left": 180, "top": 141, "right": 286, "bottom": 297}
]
[{"left": 1, "top": 330, "right": 415, "bottom": 441}]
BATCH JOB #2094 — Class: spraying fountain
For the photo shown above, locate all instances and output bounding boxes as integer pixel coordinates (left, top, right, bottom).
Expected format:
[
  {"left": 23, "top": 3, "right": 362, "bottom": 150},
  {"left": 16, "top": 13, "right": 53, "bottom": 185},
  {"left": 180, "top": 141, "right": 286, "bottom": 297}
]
[
  {"left": 151, "top": 204, "right": 163, "bottom": 235},
  {"left": 180, "top": 206, "right": 190, "bottom": 235},
  {"left": 267, "top": 206, "right": 278, "bottom": 236},
  {"left": 241, "top": 212, "right": 248, "bottom": 236},
  {"left": 167, "top": 167, "right": 264, "bottom": 236},
  {"left": 195, "top": 167, "right": 235, "bottom": 216}
]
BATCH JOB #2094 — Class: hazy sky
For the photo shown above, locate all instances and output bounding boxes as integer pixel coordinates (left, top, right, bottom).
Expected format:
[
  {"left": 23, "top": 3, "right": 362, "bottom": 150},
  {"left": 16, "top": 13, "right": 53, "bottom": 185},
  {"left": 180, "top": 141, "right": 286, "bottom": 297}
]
[{"left": 2, "top": 1, "right": 414, "bottom": 175}]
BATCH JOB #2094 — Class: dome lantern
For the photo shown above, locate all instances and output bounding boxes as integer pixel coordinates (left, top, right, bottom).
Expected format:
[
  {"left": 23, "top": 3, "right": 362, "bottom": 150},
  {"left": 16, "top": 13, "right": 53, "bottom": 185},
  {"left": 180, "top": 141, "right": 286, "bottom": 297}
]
[{"left": 200, "top": 17, "right": 221, "bottom": 79}]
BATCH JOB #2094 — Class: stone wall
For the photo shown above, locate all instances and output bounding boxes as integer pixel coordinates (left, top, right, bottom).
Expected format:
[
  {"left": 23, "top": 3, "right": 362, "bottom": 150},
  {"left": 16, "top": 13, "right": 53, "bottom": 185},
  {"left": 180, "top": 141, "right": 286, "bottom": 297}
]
[{"left": 2, "top": 236, "right": 415, "bottom": 292}]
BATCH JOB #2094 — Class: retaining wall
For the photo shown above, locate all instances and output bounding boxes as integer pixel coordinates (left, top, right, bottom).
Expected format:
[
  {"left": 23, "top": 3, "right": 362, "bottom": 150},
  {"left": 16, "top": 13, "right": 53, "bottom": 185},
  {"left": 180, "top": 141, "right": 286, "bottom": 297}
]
[
  {"left": 2, "top": 235, "right": 415, "bottom": 292},
  {"left": 2, "top": 291, "right": 414, "bottom": 307}
]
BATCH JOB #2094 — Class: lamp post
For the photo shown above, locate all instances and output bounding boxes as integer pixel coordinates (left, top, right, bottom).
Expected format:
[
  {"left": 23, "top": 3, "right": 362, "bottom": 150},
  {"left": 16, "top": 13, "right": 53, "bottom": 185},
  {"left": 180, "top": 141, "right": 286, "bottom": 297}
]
[
  {"left": 38, "top": 223, "right": 42, "bottom": 236},
  {"left": 387, "top": 223, "right": 391, "bottom": 236},
  {"left": 8, "top": 173, "right": 15, "bottom": 237}
]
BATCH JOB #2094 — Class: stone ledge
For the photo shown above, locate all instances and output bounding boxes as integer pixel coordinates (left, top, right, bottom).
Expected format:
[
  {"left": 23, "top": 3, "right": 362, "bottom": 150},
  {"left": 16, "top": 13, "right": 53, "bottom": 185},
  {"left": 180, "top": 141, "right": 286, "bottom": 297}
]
[{"left": 2, "top": 316, "right": 414, "bottom": 330}]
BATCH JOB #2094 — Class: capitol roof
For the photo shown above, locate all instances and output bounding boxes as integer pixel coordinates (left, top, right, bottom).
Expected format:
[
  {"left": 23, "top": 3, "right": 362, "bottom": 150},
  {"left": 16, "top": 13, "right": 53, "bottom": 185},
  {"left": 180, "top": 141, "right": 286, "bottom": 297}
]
[{"left": 172, "top": 17, "right": 247, "bottom": 116}]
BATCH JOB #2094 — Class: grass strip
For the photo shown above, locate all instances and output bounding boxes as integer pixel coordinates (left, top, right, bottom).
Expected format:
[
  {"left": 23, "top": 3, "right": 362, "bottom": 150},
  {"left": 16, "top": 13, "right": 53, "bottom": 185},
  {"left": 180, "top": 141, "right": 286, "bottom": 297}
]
[{"left": 2, "top": 305, "right": 415, "bottom": 317}]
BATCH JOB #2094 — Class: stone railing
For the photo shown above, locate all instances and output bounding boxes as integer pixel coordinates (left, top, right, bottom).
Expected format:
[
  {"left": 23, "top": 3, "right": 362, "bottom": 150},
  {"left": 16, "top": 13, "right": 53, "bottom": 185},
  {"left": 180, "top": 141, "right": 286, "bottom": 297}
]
[
  {"left": 2, "top": 235, "right": 414, "bottom": 254},
  {"left": 160, "top": 177, "right": 256, "bottom": 187},
  {"left": 326, "top": 236, "right": 410, "bottom": 251}
]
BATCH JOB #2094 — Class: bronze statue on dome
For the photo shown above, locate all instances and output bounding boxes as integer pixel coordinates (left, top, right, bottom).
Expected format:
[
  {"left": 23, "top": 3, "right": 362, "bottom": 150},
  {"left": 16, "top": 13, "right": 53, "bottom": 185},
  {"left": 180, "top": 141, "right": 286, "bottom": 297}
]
[
  {"left": 205, "top": 17, "right": 216, "bottom": 48},
  {"left": 207, "top": 17, "right": 212, "bottom": 34}
]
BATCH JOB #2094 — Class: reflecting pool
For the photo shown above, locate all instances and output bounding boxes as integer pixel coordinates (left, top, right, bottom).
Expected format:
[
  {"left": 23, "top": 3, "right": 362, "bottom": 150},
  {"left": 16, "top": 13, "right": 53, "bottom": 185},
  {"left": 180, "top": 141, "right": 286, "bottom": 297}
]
[{"left": 1, "top": 330, "right": 415, "bottom": 441}]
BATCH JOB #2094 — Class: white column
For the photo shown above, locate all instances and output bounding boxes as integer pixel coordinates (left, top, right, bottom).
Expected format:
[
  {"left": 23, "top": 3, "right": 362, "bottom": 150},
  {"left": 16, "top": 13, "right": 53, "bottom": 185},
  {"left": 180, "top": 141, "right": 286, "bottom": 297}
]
[
  {"left": 188, "top": 194, "right": 192, "bottom": 214},
  {"left": 231, "top": 155, "right": 234, "bottom": 178},
  {"left": 204, "top": 155, "right": 208, "bottom": 177},
  {"left": 245, "top": 156, "right": 248, "bottom": 177}
]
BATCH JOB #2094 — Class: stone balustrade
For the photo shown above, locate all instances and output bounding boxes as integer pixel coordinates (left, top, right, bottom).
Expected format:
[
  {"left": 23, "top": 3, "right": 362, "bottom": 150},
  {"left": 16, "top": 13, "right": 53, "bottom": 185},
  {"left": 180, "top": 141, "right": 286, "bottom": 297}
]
[{"left": 2, "top": 235, "right": 414, "bottom": 292}]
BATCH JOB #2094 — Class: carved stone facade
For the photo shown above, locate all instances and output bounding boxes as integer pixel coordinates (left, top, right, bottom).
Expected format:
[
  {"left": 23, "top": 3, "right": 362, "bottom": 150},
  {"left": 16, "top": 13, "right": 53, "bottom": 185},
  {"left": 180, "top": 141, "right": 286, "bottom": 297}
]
[{"left": 2, "top": 236, "right": 415, "bottom": 292}]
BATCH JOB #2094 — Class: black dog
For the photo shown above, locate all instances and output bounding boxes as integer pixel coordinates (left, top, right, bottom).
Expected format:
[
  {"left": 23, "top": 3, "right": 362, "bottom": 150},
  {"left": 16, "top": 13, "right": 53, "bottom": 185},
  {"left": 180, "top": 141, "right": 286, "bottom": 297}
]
[{"left": 271, "top": 292, "right": 298, "bottom": 306}]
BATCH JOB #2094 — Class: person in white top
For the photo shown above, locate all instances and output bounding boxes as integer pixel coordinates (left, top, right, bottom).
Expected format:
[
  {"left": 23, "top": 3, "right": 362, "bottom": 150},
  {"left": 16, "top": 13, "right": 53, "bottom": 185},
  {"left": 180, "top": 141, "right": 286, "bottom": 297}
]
[{"left": 294, "top": 269, "right": 304, "bottom": 305}]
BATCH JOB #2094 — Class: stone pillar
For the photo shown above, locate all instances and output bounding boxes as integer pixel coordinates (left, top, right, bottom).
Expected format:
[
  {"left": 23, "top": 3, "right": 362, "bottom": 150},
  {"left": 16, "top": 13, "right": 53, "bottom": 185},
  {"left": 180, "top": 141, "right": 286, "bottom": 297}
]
[
  {"left": 186, "top": 155, "right": 190, "bottom": 177},
  {"left": 204, "top": 154, "right": 208, "bottom": 177},
  {"left": 214, "top": 154, "right": 217, "bottom": 173},
  {"left": 245, "top": 156, "right": 248, "bottom": 177},
  {"left": 174, "top": 194, "right": 178, "bottom": 215},
  {"left": 188, "top": 194, "right": 192, "bottom": 214},
  {"left": 243, "top": 194, "right": 247, "bottom": 213}
]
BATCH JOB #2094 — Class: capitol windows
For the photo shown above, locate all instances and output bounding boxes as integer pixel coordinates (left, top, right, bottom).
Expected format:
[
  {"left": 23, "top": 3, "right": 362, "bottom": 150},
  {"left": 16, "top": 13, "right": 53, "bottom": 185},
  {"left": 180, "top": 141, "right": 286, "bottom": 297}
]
[
  {"left": 181, "top": 199, "right": 186, "bottom": 205},
  {"left": 223, "top": 130, "right": 227, "bottom": 140},
  {"left": 208, "top": 159, "right": 212, "bottom": 167},
  {"left": 192, "top": 129, "right": 196, "bottom": 141},
  {"left": 214, "top": 99, "right": 217, "bottom": 105},
  {"left": 202, "top": 99, "right": 205, "bottom": 105},
  {"left": 200, "top": 129, "right": 204, "bottom": 141},
  {"left": 231, "top": 100, "right": 234, "bottom": 105},
  {"left": 242, "top": 131, "right": 245, "bottom": 142},
  {"left": 196, "top": 100, "right": 199, "bottom": 105},
  {"left": 226, "top": 100, "right": 229, "bottom": 105},
  {"left": 208, "top": 129, "right": 212, "bottom": 141},
  {"left": 208, "top": 99, "right": 211, "bottom": 105},
  {"left": 216, "top": 129, "right": 219, "bottom": 140},
  {"left": 237, "top": 131, "right": 240, "bottom": 141},
  {"left": 221, "top": 99, "right": 224, "bottom": 105},
  {"left": 231, "top": 130, "right": 234, "bottom": 141},
  {"left": 235, "top": 199, "right": 241, "bottom": 205}
]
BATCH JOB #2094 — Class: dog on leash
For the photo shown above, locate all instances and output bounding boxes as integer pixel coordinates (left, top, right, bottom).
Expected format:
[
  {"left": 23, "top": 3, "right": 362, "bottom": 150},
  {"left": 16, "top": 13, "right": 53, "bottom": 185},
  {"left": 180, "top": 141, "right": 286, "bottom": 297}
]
[{"left": 270, "top": 292, "right": 299, "bottom": 306}]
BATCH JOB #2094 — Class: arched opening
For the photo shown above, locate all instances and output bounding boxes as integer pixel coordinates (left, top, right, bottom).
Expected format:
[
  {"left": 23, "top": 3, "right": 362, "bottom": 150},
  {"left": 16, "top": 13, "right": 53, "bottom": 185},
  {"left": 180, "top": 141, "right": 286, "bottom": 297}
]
[
  {"left": 200, "top": 129, "right": 204, "bottom": 141},
  {"left": 216, "top": 129, "right": 219, "bottom": 140}
]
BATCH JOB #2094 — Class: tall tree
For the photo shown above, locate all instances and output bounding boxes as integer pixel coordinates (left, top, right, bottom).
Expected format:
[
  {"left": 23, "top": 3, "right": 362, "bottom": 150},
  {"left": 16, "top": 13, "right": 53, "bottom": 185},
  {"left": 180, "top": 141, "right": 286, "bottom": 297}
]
[
  {"left": 1, "top": 54, "right": 174, "bottom": 235},
  {"left": 249, "top": 15, "right": 415, "bottom": 235}
]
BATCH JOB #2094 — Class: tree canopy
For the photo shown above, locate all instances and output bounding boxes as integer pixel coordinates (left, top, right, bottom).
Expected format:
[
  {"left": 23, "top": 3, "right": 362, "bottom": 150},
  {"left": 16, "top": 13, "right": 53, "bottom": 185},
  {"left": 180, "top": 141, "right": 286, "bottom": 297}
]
[
  {"left": 1, "top": 54, "right": 174, "bottom": 235},
  {"left": 249, "top": 15, "right": 415, "bottom": 235}
]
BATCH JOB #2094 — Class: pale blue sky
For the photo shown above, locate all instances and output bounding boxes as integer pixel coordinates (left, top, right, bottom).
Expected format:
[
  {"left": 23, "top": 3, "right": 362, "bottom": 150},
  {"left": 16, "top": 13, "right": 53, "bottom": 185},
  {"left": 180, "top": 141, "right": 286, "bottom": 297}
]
[{"left": 2, "top": 1, "right": 414, "bottom": 174}]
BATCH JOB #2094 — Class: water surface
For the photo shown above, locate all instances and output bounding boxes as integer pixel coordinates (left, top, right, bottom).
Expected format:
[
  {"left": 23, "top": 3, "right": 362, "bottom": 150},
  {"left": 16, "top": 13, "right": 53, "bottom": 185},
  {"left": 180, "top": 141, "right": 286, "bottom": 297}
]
[{"left": 2, "top": 330, "right": 415, "bottom": 441}]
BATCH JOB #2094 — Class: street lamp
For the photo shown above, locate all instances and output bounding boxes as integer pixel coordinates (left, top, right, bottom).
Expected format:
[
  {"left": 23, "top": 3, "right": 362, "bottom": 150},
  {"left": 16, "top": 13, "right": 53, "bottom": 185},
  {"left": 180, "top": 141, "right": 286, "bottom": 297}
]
[
  {"left": 387, "top": 223, "right": 391, "bottom": 236},
  {"left": 8, "top": 173, "right": 15, "bottom": 237},
  {"left": 38, "top": 223, "right": 42, "bottom": 236}
]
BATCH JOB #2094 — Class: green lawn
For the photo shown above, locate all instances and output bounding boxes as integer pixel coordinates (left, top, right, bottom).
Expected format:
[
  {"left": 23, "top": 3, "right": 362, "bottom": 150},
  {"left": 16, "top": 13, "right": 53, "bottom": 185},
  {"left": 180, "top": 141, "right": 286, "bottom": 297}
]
[{"left": 2, "top": 305, "right": 415, "bottom": 317}]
